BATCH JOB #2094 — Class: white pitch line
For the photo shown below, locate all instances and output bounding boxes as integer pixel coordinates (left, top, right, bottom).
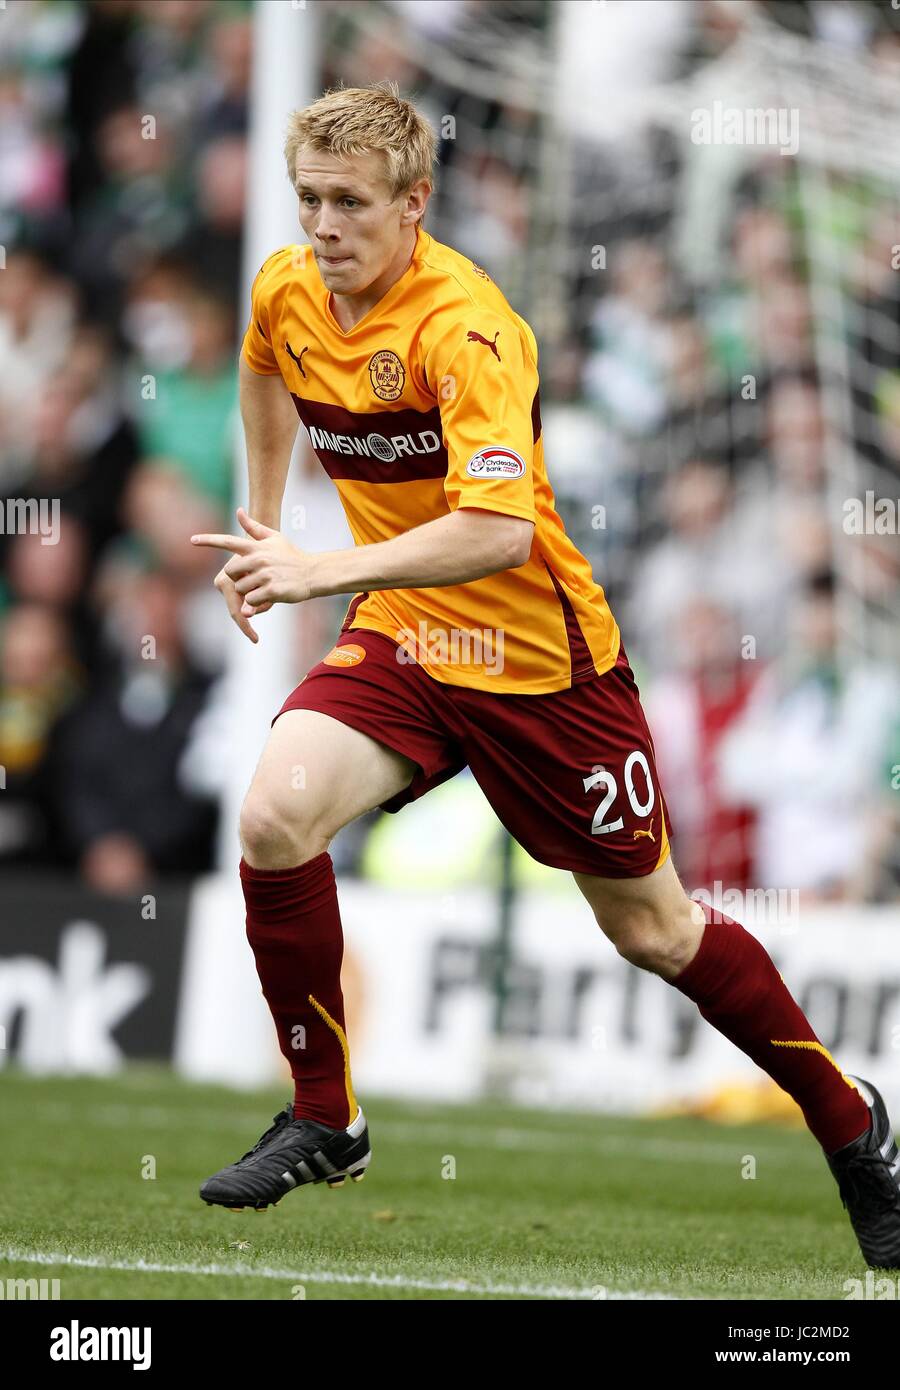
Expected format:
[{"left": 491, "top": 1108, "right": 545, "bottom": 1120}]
[{"left": 0, "top": 1247, "right": 681, "bottom": 1300}]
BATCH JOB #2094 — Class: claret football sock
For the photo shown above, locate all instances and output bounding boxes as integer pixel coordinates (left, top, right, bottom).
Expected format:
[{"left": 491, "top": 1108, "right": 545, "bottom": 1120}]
[
  {"left": 240, "top": 851, "right": 357, "bottom": 1130},
  {"left": 672, "top": 902, "right": 871, "bottom": 1154}
]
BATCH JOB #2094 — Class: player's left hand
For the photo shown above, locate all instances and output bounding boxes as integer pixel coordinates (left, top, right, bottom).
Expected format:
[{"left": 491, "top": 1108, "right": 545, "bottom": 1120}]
[{"left": 191, "top": 508, "right": 314, "bottom": 614}]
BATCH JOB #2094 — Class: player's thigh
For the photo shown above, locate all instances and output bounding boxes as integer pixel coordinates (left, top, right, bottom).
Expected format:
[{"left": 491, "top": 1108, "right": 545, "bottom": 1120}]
[
  {"left": 245, "top": 708, "right": 418, "bottom": 837},
  {"left": 573, "top": 854, "right": 698, "bottom": 940},
  {"left": 458, "top": 653, "right": 672, "bottom": 881}
]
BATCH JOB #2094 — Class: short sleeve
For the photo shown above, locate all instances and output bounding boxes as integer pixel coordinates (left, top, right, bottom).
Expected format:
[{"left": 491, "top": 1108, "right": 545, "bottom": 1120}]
[
  {"left": 425, "top": 312, "right": 538, "bottom": 522},
  {"left": 241, "top": 260, "right": 281, "bottom": 375}
]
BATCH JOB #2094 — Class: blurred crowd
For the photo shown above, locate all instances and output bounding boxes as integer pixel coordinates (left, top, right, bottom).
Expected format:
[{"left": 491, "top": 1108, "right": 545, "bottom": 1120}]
[
  {"left": 0, "top": 0, "right": 248, "bottom": 890},
  {"left": 0, "top": 0, "right": 897, "bottom": 901}
]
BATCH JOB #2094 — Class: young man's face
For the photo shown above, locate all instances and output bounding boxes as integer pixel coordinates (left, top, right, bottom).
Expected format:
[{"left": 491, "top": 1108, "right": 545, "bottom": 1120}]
[{"left": 293, "top": 146, "right": 428, "bottom": 295}]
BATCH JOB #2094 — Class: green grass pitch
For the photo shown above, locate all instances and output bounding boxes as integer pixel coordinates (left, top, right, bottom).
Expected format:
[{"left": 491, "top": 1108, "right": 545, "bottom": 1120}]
[{"left": 0, "top": 1066, "right": 867, "bottom": 1301}]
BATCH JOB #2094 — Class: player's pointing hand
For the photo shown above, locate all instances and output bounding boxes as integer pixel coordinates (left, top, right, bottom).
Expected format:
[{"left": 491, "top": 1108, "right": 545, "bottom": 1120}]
[{"left": 191, "top": 507, "right": 314, "bottom": 640}]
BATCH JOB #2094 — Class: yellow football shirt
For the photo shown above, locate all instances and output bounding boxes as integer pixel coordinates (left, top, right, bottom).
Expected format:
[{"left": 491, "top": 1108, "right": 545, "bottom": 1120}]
[{"left": 242, "top": 224, "right": 620, "bottom": 694}]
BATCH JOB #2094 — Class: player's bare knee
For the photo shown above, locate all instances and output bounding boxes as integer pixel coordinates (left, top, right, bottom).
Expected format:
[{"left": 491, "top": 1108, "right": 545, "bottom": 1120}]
[
  {"left": 239, "top": 790, "right": 328, "bottom": 869},
  {"left": 608, "top": 899, "right": 699, "bottom": 977},
  {"left": 611, "top": 915, "right": 664, "bottom": 972}
]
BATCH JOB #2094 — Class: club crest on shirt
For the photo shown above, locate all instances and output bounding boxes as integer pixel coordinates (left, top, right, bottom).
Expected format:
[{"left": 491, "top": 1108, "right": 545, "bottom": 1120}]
[
  {"left": 465, "top": 447, "right": 527, "bottom": 479},
  {"left": 368, "top": 350, "right": 406, "bottom": 401}
]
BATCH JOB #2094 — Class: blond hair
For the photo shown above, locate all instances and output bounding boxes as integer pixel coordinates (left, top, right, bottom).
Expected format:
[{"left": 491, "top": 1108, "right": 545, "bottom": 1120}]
[{"left": 284, "top": 81, "right": 437, "bottom": 203}]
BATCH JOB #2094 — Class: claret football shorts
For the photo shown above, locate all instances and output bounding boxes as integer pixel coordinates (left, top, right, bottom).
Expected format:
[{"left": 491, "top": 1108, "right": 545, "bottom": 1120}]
[{"left": 274, "top": 628, "right": 672, "bottom": 879}]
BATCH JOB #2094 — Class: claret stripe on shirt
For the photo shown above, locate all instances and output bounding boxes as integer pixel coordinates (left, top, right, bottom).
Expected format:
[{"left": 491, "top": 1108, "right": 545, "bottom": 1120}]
[{"left": 291, "top": 396, "right": 448, "bottom": 483}]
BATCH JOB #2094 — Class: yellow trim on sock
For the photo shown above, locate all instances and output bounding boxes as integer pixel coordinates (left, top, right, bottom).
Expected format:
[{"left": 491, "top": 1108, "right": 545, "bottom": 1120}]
[
  {"left": 770, "top": 1039, "right": 861, "bottom": 1093},
  {"left": 308, "top": 994, "right": 358, "bottom": 1125}
]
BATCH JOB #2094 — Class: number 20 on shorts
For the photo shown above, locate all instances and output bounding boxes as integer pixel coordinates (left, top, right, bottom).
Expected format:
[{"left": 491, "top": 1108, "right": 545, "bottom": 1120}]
[{"left": 582, "top": 752, "right": 655, "bottom": 835}]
